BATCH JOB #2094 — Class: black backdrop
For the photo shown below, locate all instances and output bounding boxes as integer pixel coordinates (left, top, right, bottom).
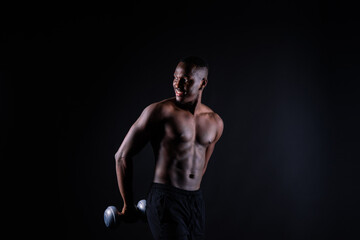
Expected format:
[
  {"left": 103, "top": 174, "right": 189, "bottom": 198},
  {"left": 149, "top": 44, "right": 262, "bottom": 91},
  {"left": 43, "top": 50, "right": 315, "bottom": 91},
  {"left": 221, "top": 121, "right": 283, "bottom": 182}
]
[{"left": 1, "top": 1, "right": 359, "bottom": 239}]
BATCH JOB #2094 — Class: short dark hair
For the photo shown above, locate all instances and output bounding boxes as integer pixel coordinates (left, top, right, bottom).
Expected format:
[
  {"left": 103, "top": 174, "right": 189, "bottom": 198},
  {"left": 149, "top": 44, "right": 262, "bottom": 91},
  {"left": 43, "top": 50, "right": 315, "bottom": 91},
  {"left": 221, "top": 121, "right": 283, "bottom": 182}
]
[{"left": 179, "top": 56, "right": 209, "bottom": 70}]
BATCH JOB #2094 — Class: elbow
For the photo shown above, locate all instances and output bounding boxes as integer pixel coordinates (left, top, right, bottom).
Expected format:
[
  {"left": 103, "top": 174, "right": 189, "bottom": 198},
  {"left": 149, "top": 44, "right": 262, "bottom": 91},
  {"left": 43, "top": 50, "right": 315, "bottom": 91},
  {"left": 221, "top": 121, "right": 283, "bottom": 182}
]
[
  {"left": 114, "top": 150, "right": 123, "bottom": 163},
  {"left": 114, "top": 150, "right": 131, "bottom": 164}
]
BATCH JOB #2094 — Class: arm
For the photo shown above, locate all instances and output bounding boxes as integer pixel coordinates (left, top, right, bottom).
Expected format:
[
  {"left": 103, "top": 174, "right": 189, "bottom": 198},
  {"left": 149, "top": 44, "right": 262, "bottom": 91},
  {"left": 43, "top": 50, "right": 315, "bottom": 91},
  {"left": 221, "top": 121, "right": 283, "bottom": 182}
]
[
  {"left": 114, "top": 103, "right": 158, "bottom": 214},
  {"left": 203, "top": 116, "right": 224, "bottom": 176},
  {"left": 203, "top": 142, "right": 216, "bottom": 176}
]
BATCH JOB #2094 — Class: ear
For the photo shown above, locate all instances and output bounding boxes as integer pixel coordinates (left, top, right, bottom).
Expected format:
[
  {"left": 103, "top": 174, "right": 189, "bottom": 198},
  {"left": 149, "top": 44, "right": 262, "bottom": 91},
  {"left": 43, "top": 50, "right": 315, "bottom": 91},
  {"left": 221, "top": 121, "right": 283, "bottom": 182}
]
[{"left": 199, "top": 78, "right": 208, "bottom": 90}]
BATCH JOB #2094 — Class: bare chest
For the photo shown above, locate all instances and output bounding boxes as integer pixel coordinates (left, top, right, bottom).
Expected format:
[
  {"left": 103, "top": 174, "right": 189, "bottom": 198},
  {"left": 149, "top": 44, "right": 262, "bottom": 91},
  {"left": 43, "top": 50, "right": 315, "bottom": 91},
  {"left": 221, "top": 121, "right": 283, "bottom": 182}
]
[{"left": 164, "top": 113, "right": 217, "bottom": 146}]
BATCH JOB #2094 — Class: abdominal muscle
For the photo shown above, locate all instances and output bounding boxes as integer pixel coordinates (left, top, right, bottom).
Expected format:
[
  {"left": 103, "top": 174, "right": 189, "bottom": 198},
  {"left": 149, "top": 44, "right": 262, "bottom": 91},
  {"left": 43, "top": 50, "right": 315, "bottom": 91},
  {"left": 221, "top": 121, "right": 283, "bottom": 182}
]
[{"left": 153, "top": 143, "right": 206, "bottom": 191}]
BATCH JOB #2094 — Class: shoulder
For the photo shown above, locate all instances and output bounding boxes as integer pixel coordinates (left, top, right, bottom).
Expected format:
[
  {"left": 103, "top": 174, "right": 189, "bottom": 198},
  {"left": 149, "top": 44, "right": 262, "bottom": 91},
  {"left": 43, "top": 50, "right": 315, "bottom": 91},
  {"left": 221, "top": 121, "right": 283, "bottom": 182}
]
[
  {"left": 198, "top": 104, "right": 224, "bottom": 139},
  {"left": 212, "top": 112, "right": 224, "bottom": 135},
  {"left": 200, "top": 104, "right": 224, "bottom": 126},
  {"left": 140, "top": 98, "right": 175, "bottom": 119}
]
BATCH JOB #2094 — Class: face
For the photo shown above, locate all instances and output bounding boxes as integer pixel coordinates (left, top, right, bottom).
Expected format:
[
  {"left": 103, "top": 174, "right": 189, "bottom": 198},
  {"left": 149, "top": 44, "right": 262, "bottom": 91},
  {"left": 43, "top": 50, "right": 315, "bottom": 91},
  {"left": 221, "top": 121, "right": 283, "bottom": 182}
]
[{"left": 173, "top": 62, "right": 208, "bottom": 104}]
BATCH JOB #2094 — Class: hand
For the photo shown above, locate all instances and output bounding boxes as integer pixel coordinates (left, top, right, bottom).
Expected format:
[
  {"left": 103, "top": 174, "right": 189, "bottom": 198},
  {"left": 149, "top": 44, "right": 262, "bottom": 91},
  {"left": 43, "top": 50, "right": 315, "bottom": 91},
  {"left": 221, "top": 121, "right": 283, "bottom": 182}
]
[{"left": 119, "top": 204, "right": 139, "bottom": 223}]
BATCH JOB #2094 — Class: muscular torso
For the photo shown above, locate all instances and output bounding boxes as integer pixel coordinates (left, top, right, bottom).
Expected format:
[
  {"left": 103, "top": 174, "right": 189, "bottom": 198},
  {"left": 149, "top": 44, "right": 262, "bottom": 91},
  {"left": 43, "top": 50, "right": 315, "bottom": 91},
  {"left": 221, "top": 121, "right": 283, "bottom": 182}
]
[{"left": 150, "top": 98, "right": 221, "bottom": 190}]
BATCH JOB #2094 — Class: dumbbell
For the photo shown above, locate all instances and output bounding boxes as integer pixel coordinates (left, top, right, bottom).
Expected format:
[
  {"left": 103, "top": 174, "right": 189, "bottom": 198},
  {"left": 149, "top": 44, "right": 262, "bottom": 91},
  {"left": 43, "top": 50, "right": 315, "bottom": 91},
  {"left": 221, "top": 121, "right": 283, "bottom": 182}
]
[{"left": 104, "top": 199, "right": 147, "bottom": 228}]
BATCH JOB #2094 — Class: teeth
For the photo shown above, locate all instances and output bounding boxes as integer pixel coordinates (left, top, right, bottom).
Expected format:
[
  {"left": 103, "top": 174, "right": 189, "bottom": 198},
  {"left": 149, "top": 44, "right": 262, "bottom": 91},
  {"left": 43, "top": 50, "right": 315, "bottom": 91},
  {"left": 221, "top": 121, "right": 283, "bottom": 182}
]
[{"left": 175, "top": 89, "right": 186, "bottom": 96}]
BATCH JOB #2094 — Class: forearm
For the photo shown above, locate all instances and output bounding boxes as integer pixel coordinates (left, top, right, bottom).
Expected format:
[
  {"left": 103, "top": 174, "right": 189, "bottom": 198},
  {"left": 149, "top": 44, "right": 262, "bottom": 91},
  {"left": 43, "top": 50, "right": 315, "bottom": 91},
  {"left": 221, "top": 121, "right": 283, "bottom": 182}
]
[{"left": 115, "top": 156, "right": 134, "bottom": 208}]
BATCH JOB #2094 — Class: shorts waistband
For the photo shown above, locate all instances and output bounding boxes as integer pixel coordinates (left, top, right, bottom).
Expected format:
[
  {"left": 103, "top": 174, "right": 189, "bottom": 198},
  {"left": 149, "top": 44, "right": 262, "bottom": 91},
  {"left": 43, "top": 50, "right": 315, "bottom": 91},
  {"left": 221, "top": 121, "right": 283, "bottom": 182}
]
[{"left": 150, "top": 183, "right": 202, "bottom": 196}]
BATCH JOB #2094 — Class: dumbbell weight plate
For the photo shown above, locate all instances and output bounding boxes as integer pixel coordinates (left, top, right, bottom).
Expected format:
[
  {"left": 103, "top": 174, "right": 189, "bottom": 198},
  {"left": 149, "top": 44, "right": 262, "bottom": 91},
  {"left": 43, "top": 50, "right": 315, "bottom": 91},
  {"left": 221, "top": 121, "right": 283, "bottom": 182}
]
[{"left": 104, "top": 206, "right": 118, "bottom": 228}]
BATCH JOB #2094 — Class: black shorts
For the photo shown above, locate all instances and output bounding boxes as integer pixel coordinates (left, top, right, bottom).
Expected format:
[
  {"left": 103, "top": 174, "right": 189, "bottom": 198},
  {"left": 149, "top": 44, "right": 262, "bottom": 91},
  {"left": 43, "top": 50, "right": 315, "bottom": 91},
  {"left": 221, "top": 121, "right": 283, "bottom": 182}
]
[{"left": 146, "top": 183, "right": 206, "bottom": 240}]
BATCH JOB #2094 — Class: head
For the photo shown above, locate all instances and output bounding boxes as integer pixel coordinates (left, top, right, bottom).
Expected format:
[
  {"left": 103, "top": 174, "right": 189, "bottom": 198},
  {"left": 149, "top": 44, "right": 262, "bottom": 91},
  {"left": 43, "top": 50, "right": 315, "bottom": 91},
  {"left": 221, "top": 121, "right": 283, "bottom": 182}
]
[{"left": 173, "top": 56, "right": 209, "bottom": 104}]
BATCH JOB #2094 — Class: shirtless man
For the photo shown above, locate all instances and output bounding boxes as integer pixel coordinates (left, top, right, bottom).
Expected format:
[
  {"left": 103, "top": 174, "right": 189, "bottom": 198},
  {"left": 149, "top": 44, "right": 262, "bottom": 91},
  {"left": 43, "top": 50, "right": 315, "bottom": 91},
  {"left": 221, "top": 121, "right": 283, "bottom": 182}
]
[{"left": 114, "top": 56, "right": 223, "bottom": 240}]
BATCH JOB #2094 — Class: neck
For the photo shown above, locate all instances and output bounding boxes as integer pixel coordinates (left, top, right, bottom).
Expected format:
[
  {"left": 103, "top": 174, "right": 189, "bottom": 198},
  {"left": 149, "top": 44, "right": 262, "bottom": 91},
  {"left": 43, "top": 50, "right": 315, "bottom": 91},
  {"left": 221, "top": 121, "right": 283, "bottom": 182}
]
[{"left": 176, "top": 92, "right": 202, "bottom": 115}]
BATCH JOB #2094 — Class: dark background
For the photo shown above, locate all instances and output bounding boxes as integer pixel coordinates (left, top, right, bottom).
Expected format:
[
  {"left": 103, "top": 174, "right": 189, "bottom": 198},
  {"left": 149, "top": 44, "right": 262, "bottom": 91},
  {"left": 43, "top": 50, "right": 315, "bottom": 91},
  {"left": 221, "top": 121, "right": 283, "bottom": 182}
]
[{"left": 1, "top": 1, "right": 359, "bottom": 239}]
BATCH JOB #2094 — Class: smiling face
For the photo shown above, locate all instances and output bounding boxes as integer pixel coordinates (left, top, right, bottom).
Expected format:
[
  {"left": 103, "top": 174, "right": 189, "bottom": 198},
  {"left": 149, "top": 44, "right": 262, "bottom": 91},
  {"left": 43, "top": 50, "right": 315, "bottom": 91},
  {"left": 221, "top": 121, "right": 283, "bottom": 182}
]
[{"left": 173, "top": 62, "right": 208, "bottom": 104}]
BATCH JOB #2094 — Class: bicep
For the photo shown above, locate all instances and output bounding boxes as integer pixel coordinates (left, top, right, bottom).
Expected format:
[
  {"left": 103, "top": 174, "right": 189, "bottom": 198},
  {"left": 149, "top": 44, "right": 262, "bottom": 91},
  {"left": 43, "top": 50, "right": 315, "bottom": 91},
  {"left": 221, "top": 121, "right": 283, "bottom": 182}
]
[
  {"left": 115, "top": 104, "right": 157, "bottom": 159},
  {"left": 205, "top": 117, "right": 224, "bottom": 162},
  {"left": 202, "top": 142, "right": 216, "bottom": 175},
  {"left": 118, "top": 123, "right": 149, "bottom": 158},
  {"left": 205, "top": 142, "right": 216, "bottom": 163}
]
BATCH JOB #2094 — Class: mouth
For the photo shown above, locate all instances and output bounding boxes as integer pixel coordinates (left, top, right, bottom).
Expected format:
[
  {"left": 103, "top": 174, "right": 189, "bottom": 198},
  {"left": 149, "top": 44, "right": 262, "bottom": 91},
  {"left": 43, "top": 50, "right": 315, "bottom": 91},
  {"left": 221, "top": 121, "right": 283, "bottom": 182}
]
[{"left": 175, "top": 89, "right": 186, "bottom": 97}]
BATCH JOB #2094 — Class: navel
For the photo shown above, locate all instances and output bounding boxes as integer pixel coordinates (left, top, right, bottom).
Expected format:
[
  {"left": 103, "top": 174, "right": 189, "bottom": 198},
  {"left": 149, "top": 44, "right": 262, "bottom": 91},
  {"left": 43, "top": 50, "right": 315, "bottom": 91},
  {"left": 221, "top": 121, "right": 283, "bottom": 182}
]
[{"left": 189, "top": 173, "right": 195, "bottom": 179}]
